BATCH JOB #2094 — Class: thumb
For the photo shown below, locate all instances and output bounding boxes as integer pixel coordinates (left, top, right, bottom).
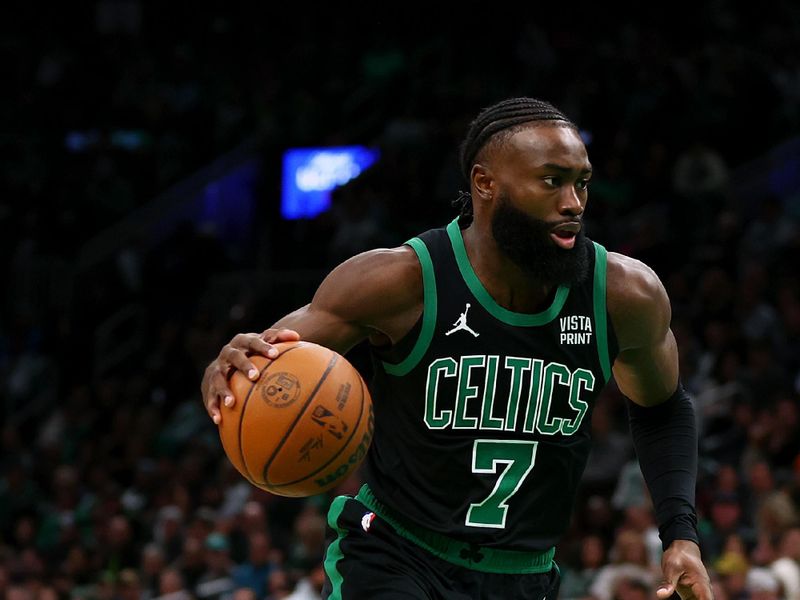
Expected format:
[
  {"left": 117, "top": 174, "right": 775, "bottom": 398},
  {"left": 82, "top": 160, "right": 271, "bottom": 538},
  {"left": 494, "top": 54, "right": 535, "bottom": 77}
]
[
  {"left": 275, "top": 329, "right": 300, "bottom": 342},
  {"left": 265, "top": 328, "right": 301, "bottom": 342},
  {"left": 656, "top": 582, "right": 676, "bottom": 599}
]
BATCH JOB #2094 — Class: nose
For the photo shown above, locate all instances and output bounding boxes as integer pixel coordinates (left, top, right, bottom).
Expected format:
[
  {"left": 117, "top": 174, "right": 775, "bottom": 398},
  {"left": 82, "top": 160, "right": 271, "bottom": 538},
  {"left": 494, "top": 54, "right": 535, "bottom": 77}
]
[{"left": 558, "top": 186, "right": 584, "bottom": 217}]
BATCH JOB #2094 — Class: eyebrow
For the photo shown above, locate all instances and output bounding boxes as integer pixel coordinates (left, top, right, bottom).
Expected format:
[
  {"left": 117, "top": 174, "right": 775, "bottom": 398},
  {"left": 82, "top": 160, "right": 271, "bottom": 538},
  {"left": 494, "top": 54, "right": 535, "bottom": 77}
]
[{"left": 542, "top": 163, "right": 593, "bottom": 174}]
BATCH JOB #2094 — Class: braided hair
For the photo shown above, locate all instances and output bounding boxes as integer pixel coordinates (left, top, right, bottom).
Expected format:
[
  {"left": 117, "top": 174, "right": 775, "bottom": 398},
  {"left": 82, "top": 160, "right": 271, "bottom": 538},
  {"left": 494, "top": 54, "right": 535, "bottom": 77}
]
[{"left": 453, "top": 97, "right": 576, "bottom": 226}]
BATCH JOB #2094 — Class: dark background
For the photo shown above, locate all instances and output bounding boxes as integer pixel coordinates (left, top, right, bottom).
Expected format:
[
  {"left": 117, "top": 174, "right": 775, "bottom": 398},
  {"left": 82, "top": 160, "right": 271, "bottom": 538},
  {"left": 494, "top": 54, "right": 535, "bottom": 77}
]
[{"left": 2, "top": 3, "right": 799, "bottom": 599}]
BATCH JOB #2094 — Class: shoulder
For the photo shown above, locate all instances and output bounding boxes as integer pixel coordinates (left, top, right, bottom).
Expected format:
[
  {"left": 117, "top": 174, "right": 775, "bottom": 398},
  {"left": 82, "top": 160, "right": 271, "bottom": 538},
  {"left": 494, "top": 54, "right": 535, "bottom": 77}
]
[
  {"left": 324, "top": 245, "right": 421, "bottom": 292},
  {"left": 605, "top": 251, "right": 672, "bottom": 351},
  {"left": 605, "top": 252, "right": 668, "bottom": 309}
]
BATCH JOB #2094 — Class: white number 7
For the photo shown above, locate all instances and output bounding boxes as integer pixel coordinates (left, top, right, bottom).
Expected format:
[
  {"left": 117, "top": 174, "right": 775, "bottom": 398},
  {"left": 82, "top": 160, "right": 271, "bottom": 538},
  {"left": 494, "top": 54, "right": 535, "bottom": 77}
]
[{"left": 465, "top": 439, "right": 538, "bottom": 529}]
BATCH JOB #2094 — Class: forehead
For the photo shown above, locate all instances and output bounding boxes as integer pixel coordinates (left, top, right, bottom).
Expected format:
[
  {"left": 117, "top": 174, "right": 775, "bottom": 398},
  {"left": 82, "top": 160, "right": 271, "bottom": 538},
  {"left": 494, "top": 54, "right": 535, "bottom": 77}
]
[{"left": 490, "top": 124, "right": 590, "bottom": 171}]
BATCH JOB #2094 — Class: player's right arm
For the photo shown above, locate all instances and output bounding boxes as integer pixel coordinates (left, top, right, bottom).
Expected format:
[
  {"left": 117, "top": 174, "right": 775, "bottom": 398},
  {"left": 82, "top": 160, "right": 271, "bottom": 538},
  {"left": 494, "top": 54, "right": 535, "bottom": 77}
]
[{"left": 201, "top": 245, "right": 423, "bottom": 423}]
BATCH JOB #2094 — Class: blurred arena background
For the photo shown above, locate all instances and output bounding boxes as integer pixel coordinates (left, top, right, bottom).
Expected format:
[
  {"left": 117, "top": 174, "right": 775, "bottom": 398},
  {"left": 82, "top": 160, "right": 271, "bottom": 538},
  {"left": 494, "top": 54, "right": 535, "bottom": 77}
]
[{"left": 2, "top": 3, "right": 800, "bottom": 599}]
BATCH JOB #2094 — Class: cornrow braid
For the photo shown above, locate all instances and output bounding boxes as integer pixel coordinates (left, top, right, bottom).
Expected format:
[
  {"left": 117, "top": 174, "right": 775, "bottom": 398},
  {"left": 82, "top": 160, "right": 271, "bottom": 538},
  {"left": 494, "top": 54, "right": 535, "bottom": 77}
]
[{"left": 454, "top": 97, "right": 576, "bottom": 226}]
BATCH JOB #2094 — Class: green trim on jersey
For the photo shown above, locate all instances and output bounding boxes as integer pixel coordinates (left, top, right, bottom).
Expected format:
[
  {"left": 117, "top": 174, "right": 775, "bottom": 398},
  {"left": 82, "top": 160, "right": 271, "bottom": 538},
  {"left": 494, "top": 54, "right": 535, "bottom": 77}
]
[
  {"left": 445, "top": 219, "right": 569, "bottom": 326},
  {"left": 323, "top": 495, "right": 348, "bottom": 600},
  {"left": 356, "top": 485, "right": 555, "bottom": 574},
  {"left": 592, "top": 242, "right": 612, "bottom": 382},
  {"left": 382, "top": 237, "right": 438, "bottom": 376}
]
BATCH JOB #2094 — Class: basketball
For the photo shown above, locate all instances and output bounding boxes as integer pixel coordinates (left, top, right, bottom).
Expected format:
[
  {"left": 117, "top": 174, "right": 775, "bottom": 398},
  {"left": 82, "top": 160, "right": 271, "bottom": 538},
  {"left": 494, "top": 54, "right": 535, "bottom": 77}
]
[{"left": 218, "top": 340, "right": 374, "bottom": 497}]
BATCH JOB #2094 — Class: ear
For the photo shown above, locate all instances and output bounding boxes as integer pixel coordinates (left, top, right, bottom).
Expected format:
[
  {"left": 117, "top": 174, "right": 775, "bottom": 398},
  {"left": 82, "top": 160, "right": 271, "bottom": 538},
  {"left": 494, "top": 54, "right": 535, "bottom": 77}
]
[{"left": 471, "top": 164, "right": 494, "bottom": 201}]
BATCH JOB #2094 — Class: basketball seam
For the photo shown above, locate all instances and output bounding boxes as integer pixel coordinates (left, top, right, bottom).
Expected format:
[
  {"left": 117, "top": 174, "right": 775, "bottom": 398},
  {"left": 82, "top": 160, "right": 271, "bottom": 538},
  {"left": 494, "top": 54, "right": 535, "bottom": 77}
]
[
  {"left": 262, "top": 350, "right": 340, "bottom": 484},
  {"left": 270, "top": 364, "right": 367, "bottom": 490},
  {"left": 238, "top": 344, "right": 304, "bottom": 484}
]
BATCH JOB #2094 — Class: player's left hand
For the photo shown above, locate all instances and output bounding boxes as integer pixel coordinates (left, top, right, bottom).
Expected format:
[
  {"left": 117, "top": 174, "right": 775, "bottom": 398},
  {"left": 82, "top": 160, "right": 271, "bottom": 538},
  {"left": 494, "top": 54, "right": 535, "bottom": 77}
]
[{"left": 657, "top": 540, "right": 713, "bottom": 600}]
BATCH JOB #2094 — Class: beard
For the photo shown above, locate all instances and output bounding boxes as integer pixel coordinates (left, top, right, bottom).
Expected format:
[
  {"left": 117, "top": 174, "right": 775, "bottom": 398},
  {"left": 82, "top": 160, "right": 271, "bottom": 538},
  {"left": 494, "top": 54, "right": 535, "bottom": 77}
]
[{"left": 491, "top": 193, "right": 590, "bottom": 287}]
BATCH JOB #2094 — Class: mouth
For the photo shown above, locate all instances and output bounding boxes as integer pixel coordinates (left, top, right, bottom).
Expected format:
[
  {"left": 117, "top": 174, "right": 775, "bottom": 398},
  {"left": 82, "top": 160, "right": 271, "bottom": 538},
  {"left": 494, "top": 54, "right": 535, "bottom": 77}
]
[{"left": 549, "top": 222, "right": 581, "bottom": 249}]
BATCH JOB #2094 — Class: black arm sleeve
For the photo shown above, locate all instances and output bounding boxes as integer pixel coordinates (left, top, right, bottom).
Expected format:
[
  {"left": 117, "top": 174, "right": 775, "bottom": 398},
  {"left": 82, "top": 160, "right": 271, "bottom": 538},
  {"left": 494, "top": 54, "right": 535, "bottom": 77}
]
[{"left": 627, "top": 382, "right": 700, "bottom": 550}]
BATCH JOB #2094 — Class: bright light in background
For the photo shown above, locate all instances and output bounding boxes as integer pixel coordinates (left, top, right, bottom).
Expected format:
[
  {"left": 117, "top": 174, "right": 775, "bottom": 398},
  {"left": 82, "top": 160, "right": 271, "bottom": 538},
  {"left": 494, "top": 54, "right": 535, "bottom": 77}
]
[{"left": 281, "top": 146, "right": 380, "bottom": 219}]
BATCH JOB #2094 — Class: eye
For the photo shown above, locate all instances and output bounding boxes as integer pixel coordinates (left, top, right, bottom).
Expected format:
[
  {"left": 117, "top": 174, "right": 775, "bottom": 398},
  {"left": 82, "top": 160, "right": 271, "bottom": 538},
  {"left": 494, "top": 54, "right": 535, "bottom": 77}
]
[
  {"left": 576, "top": 178, "right": 591, "bottom": 191},
  {"left": 543, "top": 176, "right": 561, "bottom": 187}
]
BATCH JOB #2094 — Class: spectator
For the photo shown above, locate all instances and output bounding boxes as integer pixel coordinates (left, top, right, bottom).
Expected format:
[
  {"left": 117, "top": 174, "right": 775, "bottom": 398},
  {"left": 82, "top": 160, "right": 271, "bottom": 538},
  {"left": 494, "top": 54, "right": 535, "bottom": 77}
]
[
  {"left": 0, "top": 456, "right": 41, "bottom": 537},
  {"left": 581, "top": 402, "right": 632, "bottom": 499},
  {"left": 285, "top": 507, "right": 326, "bottom": 580},
  {"left": 173, "top": 535, "right": 207, "bottom": 593},
  {"left": 231, "top": 531, "right": 276, "bottom": 599},
  {"left": 671, "top": 138, "right": 731, "bottom": 237},
  {"left": 284, "top": 562, "right": 325, "bottom": 600},
  {"left": 140, "top": 543, "right": 167, "bottom": 599},
  {"left": 746, "top": 567, "right": 782, "bottom": 600},
  {"left": 756, "top": 492, "right": 799, "bottom": 549},
  {"left": 699, "top": 492, "right": 755, "bottom": 562},
  {"left": 229, "top": 500, "right": 268, "bottom": 564},
  {"left": 610, "top": 576, "right": 650, "bottom": 600},
  {"left": 750, "top": 533, "right": 778, "bottom": 568},
  {"left": 770, "top": 527, "right": 800, "bottom": 600},
  {"left": 195, "top": 532, "right": 235, "bottom": 600},
  {"left": 154, "top": 505, "right": 185, "bottom": 563},
  {"left": 588, "top": 529, "right": 657, "bottom": 600},
  {"left": 618, "top": 505, "right": 661, "bottom": 569},
  {"left": 119, "top": 568, "right": 145, "bottom": 600},
  {"left": 99, "top": 514, "right": 139, "bottom": 576},
  {"left": 266, "top": 566, "right": 292, "bottom": 599},
  {"left": 560, "top": 534, "right": 606, "bottom": 600},
  {"left": 714, "top": 550, "right": 750, "bottom": 600},
  {"left": 763, "top": 396, "right": 800, "bottom": 469},
  {"left": 740, "top": 195, "right": 799, "bottom": 268},
  {"left": 610, "top": 459, "right": 648, "bottom": 514},
  {"left": 155, "top": 567, "right": 192, "bottom": 600}
]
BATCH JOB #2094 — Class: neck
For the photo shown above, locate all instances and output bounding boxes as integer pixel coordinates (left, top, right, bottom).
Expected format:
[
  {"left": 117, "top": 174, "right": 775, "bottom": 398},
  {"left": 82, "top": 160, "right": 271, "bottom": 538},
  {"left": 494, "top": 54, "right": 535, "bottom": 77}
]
[{"left": 461, "top": 224, "right": 557, "bottom": 313}]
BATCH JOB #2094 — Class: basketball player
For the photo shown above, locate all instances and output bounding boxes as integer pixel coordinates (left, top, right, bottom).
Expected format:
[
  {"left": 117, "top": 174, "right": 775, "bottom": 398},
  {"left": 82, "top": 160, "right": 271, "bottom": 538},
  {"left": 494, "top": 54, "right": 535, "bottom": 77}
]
[{"left": 201, "top": 98, "right": 713, "bottom": 600}]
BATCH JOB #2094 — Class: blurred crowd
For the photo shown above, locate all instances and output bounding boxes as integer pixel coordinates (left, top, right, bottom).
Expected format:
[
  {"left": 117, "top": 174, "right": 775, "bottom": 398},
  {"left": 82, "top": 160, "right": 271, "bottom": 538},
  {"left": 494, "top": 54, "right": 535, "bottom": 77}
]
[{"left": 2, "top": 2, "right": 800, "bottom": 599}]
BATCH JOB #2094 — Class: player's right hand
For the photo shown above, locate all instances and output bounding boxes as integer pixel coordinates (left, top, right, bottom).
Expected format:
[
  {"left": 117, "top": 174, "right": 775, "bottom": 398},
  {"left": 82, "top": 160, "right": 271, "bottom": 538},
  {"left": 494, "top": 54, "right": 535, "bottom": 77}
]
[{"left": 201, "top": 328, "right": 301, "bottom": 424}]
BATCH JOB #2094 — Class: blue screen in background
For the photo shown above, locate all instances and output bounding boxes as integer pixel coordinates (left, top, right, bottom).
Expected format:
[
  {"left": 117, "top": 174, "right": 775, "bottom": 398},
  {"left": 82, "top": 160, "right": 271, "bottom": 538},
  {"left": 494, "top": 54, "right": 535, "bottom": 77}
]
[{"left": 281, "top": 146, "right": 380, "bottom": 219}]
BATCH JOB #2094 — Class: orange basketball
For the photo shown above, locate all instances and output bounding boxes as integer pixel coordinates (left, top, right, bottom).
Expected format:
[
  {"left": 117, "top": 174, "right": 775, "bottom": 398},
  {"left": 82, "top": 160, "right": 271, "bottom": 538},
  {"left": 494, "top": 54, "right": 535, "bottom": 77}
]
[{"left": 218, "top": 340, "right": 374, "bottom": 497}]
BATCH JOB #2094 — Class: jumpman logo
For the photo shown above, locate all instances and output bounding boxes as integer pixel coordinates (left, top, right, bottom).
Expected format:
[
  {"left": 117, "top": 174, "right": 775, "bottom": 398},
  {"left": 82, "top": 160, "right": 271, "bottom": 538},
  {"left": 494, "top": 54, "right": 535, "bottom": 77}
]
[{"left": 445, "top": 303, "right": 480, "bottom": 337}]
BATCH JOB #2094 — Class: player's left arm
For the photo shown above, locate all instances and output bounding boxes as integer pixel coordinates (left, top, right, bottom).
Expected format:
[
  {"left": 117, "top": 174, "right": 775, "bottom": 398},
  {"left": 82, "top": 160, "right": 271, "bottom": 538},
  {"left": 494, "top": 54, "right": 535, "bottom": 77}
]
[{"left": 607, "top": 252, "right": 713, "bottom": 600}]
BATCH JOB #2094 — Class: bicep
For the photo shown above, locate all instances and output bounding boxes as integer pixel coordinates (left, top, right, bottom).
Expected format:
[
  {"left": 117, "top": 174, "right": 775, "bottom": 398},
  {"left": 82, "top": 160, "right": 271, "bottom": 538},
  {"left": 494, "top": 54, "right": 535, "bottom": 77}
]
[
  {"left": 271, "top": 303, "right": 367, "bottom": 355},
  {"left": 612, "top": 327, "right": 679, "bottom": 406},
  {"left": 607, "top": 253, "right": 680, "bottom": 406},
  {"left": 269, "top": 246, "right": 422, "bottom": 355}
]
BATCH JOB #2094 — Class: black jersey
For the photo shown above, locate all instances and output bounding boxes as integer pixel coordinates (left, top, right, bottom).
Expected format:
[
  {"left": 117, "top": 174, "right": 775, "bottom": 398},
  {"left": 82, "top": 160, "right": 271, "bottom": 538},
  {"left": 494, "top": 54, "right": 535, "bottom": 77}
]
[{"left": 364, "top": 218, "right": 619, "bottom": 552}]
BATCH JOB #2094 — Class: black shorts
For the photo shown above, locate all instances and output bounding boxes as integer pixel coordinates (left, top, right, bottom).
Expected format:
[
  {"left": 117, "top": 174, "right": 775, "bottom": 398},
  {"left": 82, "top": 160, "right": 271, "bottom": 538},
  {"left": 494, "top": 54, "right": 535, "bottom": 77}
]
[{"left": 322, "top": 491, "right": 561, "bottom": 600}]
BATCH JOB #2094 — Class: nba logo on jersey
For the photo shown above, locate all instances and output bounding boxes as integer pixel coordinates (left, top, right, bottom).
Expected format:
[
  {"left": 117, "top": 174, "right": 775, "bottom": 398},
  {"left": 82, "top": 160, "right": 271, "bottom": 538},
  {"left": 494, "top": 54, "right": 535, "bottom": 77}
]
[{"left": 361, "top": 512, "right": 376, "bottom": 532}]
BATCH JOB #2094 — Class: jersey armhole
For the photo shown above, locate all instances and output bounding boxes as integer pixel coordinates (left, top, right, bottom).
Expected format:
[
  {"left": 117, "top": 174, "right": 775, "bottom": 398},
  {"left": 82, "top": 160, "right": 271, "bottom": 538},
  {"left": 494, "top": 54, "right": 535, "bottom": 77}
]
[
  {"left": 592, "top": 242, "right": 613, "bottom": 383},
  {"left": 381, "top": 237, "right": 437, "bottom": 376}
]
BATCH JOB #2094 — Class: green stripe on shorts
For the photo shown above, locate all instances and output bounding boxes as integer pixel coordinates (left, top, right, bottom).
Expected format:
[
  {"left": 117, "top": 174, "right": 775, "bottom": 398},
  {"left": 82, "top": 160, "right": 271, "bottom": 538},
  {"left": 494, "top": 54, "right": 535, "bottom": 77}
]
[{"left": 324, "top": 495, "right": 348, "bottom": 600}]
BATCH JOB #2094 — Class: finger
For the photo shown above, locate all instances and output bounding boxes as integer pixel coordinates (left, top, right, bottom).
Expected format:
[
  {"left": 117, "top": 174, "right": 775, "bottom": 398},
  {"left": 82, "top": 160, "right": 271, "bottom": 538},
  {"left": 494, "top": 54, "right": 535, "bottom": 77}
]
[
  {"left": 230, "top": 332, "right": 277, "bottom": 359},
  {"left": 262, "top": 328, "right": 301, "bottom": 344},
  {"left": 210, "top": 371, "right": 236, "bottom": 408},
  {"left": 244, "top": 335, "right": 274, "bottom": 358},
  {"left": 259, "top": 329, "right": 302, "bottom": 359},
  {"left": 222, "top": 345, "right": 260, "bottom": 381},
  {"left": 685, "top": 577, "right": 713, "bottom": 600},
  {"left": 656, "top": 583, "right": 676, "bottom": 599},
  {"left": 202, "top": 366, "right": 223, "bottom": 424},
  {"left": 659, "top": 557, "right": 684, "bottom": 599},
  {"left": 205, "top": 392, "right": 222, "bottom": 425},
  {"left": 274, "top": 328, "right": 301, "bottom": 341}
]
